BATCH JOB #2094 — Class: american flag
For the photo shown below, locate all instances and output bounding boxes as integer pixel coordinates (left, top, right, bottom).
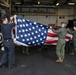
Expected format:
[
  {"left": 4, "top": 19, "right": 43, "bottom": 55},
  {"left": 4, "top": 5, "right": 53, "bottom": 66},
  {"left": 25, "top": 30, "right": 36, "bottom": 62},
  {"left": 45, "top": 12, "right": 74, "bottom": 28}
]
[{"left": 12, "top": 16, "right": 72, "bottom": 46}]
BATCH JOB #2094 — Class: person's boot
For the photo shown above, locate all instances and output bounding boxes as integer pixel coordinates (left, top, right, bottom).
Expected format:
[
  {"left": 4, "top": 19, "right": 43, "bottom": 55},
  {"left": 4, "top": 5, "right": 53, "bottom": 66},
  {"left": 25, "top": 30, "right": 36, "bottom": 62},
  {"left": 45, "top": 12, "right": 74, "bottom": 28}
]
[
  {"left": 61, "top": 59, "right": 64, "bottom": 62},
  {"left": 0, "top": 63, "right": 6, "bottom": 68},
  {"left": 56, "top": 58, "right": 63, "bottom": 63}
]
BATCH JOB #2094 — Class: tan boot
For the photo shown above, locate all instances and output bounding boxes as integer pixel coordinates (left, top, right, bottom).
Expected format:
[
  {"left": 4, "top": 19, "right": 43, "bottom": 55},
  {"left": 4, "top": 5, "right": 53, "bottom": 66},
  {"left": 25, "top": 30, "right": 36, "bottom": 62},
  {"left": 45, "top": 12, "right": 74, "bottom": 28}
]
[
  {"left": 61, "top": 59, "right": 64, "bottom": 62},
  {"left": 56, "top": 58, "right": 63, "bottom": 63}
]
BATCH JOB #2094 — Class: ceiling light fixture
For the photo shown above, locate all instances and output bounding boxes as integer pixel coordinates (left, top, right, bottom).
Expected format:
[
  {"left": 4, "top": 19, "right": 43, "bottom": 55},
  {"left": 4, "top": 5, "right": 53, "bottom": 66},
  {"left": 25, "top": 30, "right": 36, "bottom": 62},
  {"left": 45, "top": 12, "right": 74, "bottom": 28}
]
[
  {"left": 68, "top": 3, "right": 75, "bottom": 5},
  {"left": 15, "top": 2, "right": 21, "bottom": 5},
  {"left": 38, "top": 1, "right": 40, "bottom": 4},
  {"left": 56, "top": 3, "right": 59, "bottom": 6}
]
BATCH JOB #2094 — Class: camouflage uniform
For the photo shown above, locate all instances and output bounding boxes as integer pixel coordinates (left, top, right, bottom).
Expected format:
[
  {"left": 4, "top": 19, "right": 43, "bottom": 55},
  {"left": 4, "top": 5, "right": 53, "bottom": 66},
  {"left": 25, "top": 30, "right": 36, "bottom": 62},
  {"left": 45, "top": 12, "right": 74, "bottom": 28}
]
[{"left": 52, "top": 27, "right": 67, "bottom": 59}]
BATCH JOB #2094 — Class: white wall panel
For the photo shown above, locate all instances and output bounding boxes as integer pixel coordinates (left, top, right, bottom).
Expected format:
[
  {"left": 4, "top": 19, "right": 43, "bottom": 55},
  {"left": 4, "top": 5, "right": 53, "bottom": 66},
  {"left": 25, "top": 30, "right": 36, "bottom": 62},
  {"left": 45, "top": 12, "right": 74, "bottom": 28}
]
[
  {"left": 37, "top": 16, "right": 50, "bottom": 25},
  {"left": 49, "top": 16, "right": 57, "bottom": 25},
  {"left": 28, "top": 16, "right": 37, "bottom": 22},
  {"left": 58, "top": 8, "right": 74, "bottom": 15},
  {"left": 16, "top": 8, "right": 74, "bottom": 26}
]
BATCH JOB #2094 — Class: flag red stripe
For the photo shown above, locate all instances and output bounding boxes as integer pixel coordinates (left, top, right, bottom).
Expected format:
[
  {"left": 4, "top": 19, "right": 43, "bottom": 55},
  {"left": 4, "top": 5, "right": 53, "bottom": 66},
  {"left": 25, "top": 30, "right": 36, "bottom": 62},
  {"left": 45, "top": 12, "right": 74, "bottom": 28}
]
[
  {"left": 47, "top": 32, "right": 71, "bottom": 40},
  {"left": 12, "top": 29, "right": 15, "bottom": 34},
  {"left": 65, "top": 36, "right": 71, "bottom": 40},
  {"left": 47, "top": 32, "right": 58, "bottom": 37},
  {"left": 45, "top": 40, "right": 58, "bottom": 44}
]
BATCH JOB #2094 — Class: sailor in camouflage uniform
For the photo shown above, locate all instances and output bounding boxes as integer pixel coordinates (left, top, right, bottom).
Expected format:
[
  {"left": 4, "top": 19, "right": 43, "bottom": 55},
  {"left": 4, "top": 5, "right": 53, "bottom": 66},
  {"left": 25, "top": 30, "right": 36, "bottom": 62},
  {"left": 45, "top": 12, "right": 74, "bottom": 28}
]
[{"left": 51, "top": 22, "right": 67, "bottom": 62}]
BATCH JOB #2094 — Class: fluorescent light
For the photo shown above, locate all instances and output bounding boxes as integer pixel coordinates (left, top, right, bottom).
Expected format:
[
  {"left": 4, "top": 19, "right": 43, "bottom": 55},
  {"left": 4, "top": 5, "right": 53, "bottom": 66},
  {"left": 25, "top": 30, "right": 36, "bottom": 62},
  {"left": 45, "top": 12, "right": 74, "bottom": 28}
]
[
  {"left": 38, "top": 1, "right": 40, "bottom": 4},
  {"left": 68, "top": 3, "right": 75, "bottom": 5},
  {"left": 15, "top": 2, "right": 21, "bottom": 5},
  {"left": 56, "top": 3, "right": 59, "bottom": 6}
]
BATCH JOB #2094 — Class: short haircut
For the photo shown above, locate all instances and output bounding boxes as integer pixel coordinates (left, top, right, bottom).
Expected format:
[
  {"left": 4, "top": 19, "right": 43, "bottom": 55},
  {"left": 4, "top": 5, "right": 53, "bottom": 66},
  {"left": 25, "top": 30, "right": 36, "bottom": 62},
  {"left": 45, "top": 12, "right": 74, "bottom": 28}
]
[
  {"left": 2, "top": 16, "right": 10, "bottom": 22},
  {"left": 61, "top": 22, "right": 66, "bottom": 24}
]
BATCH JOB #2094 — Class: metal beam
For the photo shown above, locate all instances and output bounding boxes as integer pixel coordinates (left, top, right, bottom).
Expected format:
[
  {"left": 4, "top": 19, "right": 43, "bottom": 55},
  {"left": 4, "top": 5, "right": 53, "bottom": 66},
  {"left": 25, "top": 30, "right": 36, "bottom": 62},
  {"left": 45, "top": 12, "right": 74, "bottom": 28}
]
[
  {"left": 0, "top": 0, "right": 10, "bottom": 8},
  {"left": 0, "top": 3, "right": 9, "bottom": 8},
  {"left": 63, "top": 0, "right": 71, "bottom": 5}
]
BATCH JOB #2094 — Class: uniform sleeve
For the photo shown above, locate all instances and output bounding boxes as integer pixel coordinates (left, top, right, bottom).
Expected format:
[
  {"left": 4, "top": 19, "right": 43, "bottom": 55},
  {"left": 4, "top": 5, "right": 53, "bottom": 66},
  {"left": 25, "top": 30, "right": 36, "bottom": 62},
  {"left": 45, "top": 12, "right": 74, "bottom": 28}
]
[
  {"left": 52, "top": 28, "right": 62, "bottom": 34},
  {"left": 67, "top": 30, "right": 74, "bottom": 34},
  {"left": 11, "top": 23, "right": 15, "bottom": 28},
  {"left": 1, "top": 25, "right": 3, "bottom": 33}
]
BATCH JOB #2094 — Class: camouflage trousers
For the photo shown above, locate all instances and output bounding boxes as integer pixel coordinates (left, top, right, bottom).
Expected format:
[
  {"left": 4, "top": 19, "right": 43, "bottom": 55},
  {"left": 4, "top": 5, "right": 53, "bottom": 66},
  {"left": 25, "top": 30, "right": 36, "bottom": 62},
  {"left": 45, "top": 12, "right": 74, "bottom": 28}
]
[{"left": 56, "top": 38, "right": 66, "bottom": 59}]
